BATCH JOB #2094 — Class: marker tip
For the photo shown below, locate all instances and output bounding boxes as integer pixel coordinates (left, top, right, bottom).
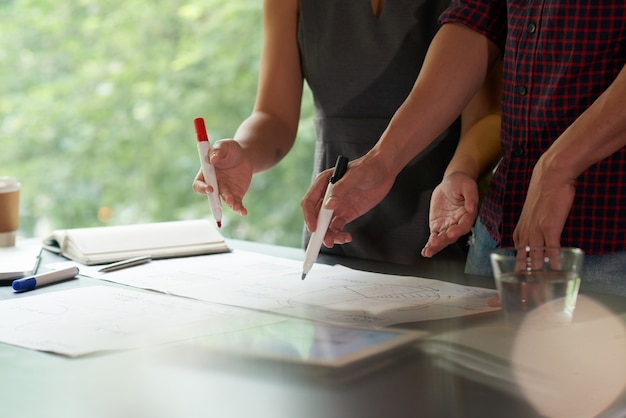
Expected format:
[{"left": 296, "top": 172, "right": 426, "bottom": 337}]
[
  {"left": 217, "top": 221, "right": 222, "bottom": 228},
  {"left": 301, "top": 272, "right": 306, "bottom": 280}
]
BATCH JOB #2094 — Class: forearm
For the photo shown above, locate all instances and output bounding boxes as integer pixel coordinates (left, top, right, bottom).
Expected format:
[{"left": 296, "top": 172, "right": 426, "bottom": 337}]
[
  {"left": 367, "top": 23, "right": 501, "bottom": 177},
  {"left": 231, "top": 0, "right": 302, "bottom": 174},
  {"left": 445, "top": 114, "right": 501, "bottom": 179},
  {"left": 446, "top": 60, "right": 503, "bottom": 179},
  {"left": 233, "top": 110, "right": 299, "bottom": 173},
  {"left": 540, "top": 64, "right": 626, "bottom": 181}
]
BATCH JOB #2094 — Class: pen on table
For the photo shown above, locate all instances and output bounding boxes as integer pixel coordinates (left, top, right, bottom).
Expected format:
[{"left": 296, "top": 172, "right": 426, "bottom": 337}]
[
  {"left": 32, "top": 248, "right": 43, "bottom": 275},
  {"left": 12, "top": 266, "right": 80, "bottom": 293},
  {"left": 97, "top": 255, "right": 152, "bottom": 273},
  {"left": 302, "top": 154, "right": 349, "bottom": 280},
  {"left": 194, "top": 117, "right": 223, "bottom": 228}
]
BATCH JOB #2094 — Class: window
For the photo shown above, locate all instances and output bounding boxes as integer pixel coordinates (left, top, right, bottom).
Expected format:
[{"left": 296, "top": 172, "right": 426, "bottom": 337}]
[{"left": 1, "top": 0, "right": 314, "bottom": 248}]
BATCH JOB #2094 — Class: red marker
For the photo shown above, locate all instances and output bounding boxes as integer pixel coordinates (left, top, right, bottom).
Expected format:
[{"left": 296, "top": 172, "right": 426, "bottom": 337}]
[{"left": 194, "top": 117, "right": 223, "bottom": 228}]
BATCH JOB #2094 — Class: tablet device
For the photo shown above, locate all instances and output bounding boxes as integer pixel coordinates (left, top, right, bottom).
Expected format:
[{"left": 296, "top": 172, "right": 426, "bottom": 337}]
[
  {"left": 0, "top": 243, "right": 41, "bottom": 286},
  {"left": 183, "top": 318, "right": 428, "bottom": 376}
]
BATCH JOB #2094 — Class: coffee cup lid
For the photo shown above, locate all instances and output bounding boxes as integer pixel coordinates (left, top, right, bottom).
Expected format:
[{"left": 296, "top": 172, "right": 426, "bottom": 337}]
[{"left": 0, "top": 177, "right": 21, "bottom": 193}]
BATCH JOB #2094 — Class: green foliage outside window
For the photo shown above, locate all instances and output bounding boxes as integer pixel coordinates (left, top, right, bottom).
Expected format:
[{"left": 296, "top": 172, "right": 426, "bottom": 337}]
[{"left": 0, "top": 0, "right": 315, "bottom": 248}]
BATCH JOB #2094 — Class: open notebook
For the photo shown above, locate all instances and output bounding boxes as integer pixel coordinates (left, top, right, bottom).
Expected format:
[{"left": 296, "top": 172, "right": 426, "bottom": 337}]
[{"left": 42, "top": 219, "right": 230, "bottom": 265}]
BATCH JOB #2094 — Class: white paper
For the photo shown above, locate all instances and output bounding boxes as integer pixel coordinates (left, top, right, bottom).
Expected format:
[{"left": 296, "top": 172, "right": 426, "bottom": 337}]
[
  {"left": 0, "top": 285, "right": 278, "bottom": 356},
  {"left": 90, "top": 250, "right": 499, "bottom": 327}
]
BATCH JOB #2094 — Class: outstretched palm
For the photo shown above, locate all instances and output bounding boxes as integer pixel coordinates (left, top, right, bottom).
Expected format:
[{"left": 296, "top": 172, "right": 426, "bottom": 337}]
[{"left": 423, "top": 172, "right": 478, "bottom": 257}]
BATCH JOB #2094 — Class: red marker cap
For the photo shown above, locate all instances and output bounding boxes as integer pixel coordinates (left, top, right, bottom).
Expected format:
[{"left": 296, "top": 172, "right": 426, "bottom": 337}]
[{"left": 194, "top": 117, "right": 209, "bottom": 142}]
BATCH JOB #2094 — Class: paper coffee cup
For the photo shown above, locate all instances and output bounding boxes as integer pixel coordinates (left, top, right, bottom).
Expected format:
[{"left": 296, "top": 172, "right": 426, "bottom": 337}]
[{"left": 0, "top": 176, "right": 21, "bottom": 247}]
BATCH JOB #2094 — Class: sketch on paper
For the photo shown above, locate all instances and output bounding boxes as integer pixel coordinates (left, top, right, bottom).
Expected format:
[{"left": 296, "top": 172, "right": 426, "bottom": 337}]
[
  {"left": 287, "top": 284, "right": 442, "bottom": 311},
  {"left": 0, "top": 286, "right": 277, "bottom": 356},
  {"left": 87, "top": 251, "right": 499, "bottom": 327}
]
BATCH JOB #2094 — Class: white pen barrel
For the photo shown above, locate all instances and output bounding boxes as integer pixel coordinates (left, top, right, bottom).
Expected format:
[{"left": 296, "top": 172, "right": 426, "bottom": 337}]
[
  {"left": 301, "top": 155, "right": 347, "bottom": 279},
  {"left": 36, "top": 266, "right": 79, "bottom": 286},
  {"left": 197, "top": 141, "right": 223, "bottom": 223},
  {"left": 203, "top": 164, "right": 222, "bottom": 215},
  {"left": 303, "top": 207, "right": 333, "bottom": 269},
  {"left": 197, "top": 142, "right": 219, "bottom": 194},
  {"left": 302, "top": 184, "right": 335, "bottom": 274}
]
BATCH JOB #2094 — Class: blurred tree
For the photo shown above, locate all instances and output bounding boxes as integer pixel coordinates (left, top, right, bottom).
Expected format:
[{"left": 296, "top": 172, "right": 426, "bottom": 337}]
[{"left": 0, "top": 0, "right": 315, "bottom": 247}]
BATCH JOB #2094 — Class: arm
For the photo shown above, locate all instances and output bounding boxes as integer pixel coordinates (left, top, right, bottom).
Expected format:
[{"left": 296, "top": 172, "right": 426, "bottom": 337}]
[
  {"left": 514, "top": 63, "right": 626, "bottom": 248},
  {"left": 447, "top": 60, "right": 502, "bottom": 182},
  {"left": 361, "top": 24, "right": 500, "bottom": 178},
  {"left": 422, "top": 60, "right": 503, "bottom": 257},
  {"left": 193, "top": 0, "right": 303, "bottom": 215},
  {"left": 301, "top": 23, "right": 501, "bottom": 246}
]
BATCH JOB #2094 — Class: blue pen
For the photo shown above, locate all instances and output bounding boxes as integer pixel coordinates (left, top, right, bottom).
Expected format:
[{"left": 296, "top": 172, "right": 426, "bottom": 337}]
[{"left": 12, "top": 266, "right": 79, "bottom": 293}]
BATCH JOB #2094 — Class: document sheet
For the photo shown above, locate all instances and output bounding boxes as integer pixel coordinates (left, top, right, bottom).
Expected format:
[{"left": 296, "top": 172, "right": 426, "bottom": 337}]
[
  {"left": 89, "top": 250, "right": 498, "bottom": 327},
  {"left": 0, "top": 285, "right": 278, "bottom": 356}
]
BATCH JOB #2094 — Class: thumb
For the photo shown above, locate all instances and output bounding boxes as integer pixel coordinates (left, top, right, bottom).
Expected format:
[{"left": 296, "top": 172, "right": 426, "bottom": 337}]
[
  {"left": 209, "top": 139, "right": 237, "bottom": 165},
  {"left": 461, "top": 179, "right": 479, "bottom": 214}
]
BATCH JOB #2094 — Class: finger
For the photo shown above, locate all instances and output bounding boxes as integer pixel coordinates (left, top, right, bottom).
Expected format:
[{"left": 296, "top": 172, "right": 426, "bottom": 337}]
[
  {"left": 301, "top": 171, "right": 333, "bottom": 232},
  {"left": 421, "top": 241, "right": 437, "bottom": 258},
  {"left": 192, "top": 180, "right": 207, "bottom": 194},
  {"left": 208, "top": 139, "right": 227, "bottom": 159},
  {"left": 545, "top": 245, "right": 562, "bottom": 270},
  {"left": 544, "top": 233, "right": 561, "bottom": 252},
  {"left": 328, "top": 214, "right": 348, "bottom": 234},
  {"left": 461, "top": 181, "right": 479, "bottom": 213},
  {"left": 222, "top": 192, "right": 248, "bottom": 217},
  {"left": 487, "top": 295, "right": 501, "bottom": 308},
  {"left": 323, "top": 217, "right": 348, "bottom": 247},
  {"left": 209, "top": 139, "right": 238, "bottom": 167},
  {"left": 323, "top": 229, "right": 351, "bottom": 247},
  {"left": 512, "top": 224, "right": 525, "bottom": 248},
  {"left": 192, "top": 170, "right": 209, "bottom": 194},
  {"left": 323, "top": 167, "right": 357, "bottom": 211},
  {"left": 422, "top": 227, "right": 460, "bottom": 257},
  {"left": 334, "top": 231, "right": 352, "bottom": 245},
  {"left": 422, "top": 235, "right": 449, "bottom": 257}
]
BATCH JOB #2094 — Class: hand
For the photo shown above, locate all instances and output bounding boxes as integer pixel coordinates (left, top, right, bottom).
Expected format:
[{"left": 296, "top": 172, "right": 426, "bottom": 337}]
[
  {"left": 513, "top": 157, "right": 575, "bottom": 249},
  {"left": 422, "top": 172, "right": 479, "bottom": 257},
  {"left": 487, "top": 294, "right": 501, "bottom": 307},
  {"left": 301, "top": 155, "right": 395, "bottom": 248},
  {"left": 192, "top": 139, "right": 253, "bottom": 216}
]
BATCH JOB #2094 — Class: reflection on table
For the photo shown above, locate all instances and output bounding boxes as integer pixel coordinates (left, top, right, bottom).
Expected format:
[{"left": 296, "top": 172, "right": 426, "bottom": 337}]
[{"left": 0, "top": 239, "right": 624, "bottom": 418}]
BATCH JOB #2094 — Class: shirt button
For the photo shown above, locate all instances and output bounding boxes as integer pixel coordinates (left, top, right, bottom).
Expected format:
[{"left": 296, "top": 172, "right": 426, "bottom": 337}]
[
  {"left": 527, "top": 23, "right": 536, "bottom": 33},
  {"left": 517, "top": 85, "right": 528, "bottom": 95},
  {"left": 512, "top": 147, "right": 525, "bottom": 157}
]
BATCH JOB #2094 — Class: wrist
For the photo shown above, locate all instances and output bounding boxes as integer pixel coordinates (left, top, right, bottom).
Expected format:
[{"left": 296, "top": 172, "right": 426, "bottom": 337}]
[
  {"left": 443, "top": 155, "right": 481, "bottom": 180},
  {"left": 364, "top": 145, "right": 404, "bottom": 179},
  {"left": 536, "top": 150, "right": 578, "bottom": 186}
]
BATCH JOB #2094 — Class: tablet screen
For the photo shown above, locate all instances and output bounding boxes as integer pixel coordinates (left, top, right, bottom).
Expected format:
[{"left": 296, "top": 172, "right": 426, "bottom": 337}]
[{"left": 194, "top": 319, "right": 427, "bottom": 369}]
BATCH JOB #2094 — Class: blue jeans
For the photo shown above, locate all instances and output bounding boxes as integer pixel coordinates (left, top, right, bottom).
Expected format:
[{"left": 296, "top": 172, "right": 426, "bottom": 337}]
[
  {"left": 464, "top": 218, "right": 498, "bottom": 278},
  {"left": 465, "top": 218, "right": 626, "bottom": 297}
]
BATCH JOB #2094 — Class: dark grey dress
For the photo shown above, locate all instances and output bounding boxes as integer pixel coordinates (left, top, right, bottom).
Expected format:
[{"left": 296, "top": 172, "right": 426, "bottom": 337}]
[{"left": 298, "top": 0, "right": 464, "bottom": 265}]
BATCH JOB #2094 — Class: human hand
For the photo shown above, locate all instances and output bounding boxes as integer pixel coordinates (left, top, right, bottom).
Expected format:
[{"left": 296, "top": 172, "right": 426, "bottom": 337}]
[
  {"left": 422, "top": 172, "right": 479, "bottom": 257},
  {"left": 301, "top": 155, "right": 395, "bottom": 248},
  {"left": 488, "top": 294, "right": 501, "bottom": 307},
  {"left": 513, "top": 157, "right": 575, "bottom": 249},
  {"left": 192, "top": 139, "right": 253, "bottom": 216}
]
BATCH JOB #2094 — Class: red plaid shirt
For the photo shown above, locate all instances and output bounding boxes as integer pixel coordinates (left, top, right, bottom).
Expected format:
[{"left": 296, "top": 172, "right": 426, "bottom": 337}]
[{"left": 440, "top": 0, "right": 626, "bottom": 254}]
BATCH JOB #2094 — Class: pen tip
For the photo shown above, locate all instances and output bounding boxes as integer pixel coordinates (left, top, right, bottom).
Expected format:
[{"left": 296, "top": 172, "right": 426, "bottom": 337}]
[
  {"left": 216, "top": 221, "right": 222, "bottom": 228},
  {"left": 301, "top": 272, "right": 306, "bottom": 280}
]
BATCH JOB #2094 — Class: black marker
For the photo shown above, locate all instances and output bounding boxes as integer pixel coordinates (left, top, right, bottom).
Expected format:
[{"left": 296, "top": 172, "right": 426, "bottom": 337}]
[{"left": 301, "top": 155, "right": 349, "bottom": 280}]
